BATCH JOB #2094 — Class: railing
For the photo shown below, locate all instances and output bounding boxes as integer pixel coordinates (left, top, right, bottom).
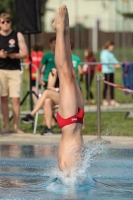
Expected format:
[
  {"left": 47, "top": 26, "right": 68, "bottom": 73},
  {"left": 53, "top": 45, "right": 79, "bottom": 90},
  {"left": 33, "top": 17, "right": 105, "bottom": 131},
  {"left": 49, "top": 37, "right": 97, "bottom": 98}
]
[{"left": 81, "top": 61, "right": 133, "bottom": 107}]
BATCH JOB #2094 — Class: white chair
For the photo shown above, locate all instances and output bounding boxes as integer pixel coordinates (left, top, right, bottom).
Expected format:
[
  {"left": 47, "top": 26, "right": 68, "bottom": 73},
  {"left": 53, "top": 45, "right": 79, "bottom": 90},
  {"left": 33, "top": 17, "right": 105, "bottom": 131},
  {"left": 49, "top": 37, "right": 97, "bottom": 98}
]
[{"left": 33, "top": 104, "right": 59, "bottom": 134}]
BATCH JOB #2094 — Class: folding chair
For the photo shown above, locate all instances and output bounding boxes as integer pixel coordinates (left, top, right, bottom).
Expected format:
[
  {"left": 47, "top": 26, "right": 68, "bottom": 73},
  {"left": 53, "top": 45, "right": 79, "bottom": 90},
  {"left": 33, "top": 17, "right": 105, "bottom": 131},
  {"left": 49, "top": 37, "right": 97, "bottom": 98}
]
[{"left": 33, "top": 103, "right": 59, "bottom": 134}]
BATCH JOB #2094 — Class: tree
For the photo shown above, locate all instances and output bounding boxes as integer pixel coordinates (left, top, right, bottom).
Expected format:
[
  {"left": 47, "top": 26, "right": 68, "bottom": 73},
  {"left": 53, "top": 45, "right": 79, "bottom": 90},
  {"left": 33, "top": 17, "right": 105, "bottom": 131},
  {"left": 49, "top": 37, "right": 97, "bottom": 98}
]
[
  {"left": 0, "top": 0, "right": 15, "bottom": 25},
  {"left": 40, "top": 0, "right": 48, "bottom": 14}
]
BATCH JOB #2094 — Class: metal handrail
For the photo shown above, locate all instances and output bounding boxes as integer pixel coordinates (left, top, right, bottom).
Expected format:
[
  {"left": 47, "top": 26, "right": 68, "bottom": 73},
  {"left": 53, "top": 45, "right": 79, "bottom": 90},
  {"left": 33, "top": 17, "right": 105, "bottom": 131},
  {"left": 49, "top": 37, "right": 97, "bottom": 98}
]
[{"left": 81, "top": 62, "right": 124, "bottom": 65}]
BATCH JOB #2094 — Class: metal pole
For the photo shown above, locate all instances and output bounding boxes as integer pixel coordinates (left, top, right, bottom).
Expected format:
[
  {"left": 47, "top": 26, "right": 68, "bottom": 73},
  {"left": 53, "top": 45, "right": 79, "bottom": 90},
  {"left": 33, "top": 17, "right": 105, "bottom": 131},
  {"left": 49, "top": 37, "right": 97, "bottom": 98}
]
[
  {"left": 92, "top": 18, "right": 98, "bottom": 53},
  {"left": 75, "top": 0, "right": 79, "bottom": 55},
  {"left": 97, "top": 75, "right": 101, "bottom": 138},
  {"left": 28, "top": 34, "right": 33, "bottom": 113},
  {"left": 90, "top": 74, "right": 110, "bottom": 144}
]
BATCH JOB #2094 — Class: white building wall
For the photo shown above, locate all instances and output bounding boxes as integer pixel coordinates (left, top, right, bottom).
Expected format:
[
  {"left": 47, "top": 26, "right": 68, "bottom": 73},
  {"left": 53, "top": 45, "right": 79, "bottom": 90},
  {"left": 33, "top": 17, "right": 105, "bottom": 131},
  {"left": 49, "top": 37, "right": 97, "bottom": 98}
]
[{"left": 44, "top": 0, "right": 133, "bottom": 32}]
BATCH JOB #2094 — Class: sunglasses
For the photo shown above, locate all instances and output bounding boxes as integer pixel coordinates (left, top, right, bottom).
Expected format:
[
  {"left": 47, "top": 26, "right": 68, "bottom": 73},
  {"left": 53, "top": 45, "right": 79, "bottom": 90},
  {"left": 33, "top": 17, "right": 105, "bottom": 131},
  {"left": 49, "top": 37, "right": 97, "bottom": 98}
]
[{"left": 1, "top": 20, "right": 10, "bottom": 24}]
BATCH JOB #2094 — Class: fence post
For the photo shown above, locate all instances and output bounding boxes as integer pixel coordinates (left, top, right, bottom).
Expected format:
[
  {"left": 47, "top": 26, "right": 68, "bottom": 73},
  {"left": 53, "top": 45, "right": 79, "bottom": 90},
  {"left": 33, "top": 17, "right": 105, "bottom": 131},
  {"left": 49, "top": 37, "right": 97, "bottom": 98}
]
[
  {"left": 92, "top": 75, "right": 110, "bottom": 144},
  {"left": 97, "top": 75, "right": 101, "bottom": 138}
]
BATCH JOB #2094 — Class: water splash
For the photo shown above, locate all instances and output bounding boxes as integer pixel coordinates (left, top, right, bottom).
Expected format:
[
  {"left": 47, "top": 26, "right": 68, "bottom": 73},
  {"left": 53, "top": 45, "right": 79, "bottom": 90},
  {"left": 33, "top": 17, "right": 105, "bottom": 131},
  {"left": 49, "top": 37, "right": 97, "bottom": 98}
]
[{"left": 45, "top": 141, "right": 103, "bottom": 192}]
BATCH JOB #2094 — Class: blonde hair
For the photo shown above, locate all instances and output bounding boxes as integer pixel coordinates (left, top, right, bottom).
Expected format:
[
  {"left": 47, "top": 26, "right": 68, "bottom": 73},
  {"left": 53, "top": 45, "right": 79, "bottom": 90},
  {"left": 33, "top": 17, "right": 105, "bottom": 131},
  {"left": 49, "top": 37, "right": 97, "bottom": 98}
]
[{"left": 0, "top": 13, "right": 11, "bottom": 21}]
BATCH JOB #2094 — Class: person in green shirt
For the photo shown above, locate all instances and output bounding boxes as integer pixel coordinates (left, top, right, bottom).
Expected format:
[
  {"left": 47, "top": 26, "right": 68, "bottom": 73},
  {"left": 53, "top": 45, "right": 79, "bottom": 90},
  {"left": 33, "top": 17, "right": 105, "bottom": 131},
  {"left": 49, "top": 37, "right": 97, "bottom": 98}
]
[
  {"left": 39, "top": 36, "right": 56, "bottom": 88},
  {"left": 71, "top": 40, "right": 83, "bottom": 88}
]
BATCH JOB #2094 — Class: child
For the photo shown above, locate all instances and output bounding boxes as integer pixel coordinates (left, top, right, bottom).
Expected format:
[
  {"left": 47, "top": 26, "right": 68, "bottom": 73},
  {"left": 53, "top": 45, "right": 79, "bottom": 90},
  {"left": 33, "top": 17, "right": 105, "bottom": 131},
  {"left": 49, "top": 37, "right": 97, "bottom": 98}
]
[{"left": 83, "top": 49, "right": 96, "bottom": 104}]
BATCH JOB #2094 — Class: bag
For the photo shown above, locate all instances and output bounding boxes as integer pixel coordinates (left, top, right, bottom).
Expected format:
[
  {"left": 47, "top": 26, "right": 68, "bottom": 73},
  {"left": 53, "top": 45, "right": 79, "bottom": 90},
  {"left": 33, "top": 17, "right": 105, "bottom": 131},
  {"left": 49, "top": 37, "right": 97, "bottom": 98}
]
[
  {"left": 83, "top": 64, "right": 88, "bottom": 74},
  {"left": 96, "top": 64, "right": 102, "bottom": 72}
]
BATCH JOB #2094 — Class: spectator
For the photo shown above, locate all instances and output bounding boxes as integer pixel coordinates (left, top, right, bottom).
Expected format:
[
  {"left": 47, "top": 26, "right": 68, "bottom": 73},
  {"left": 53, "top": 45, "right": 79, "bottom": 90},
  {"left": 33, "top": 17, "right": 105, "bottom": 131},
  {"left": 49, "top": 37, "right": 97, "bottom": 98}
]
[
  {"left": 25, "top": 43, "right": 44, "bottom": 103},
  {"left": 39, "top": 36, "right": 56, "bottom": 88},
  {"left": 42, "top": 68, "right": 59, "bottom": 129},
  {"left": 71, "top": 40, "right": 83, "bottom": 89},
  {"left": 100, "top": 40, "right": 121, "bottom": 106},
  {"left": 0, "top": 13, "right": 28, "bottom": 134},
  {"left": 83, "top": 49, "right": 96, "bottom": 104},
  {"left": 22, "top": 70, "right": 59, "bottom": 135}
]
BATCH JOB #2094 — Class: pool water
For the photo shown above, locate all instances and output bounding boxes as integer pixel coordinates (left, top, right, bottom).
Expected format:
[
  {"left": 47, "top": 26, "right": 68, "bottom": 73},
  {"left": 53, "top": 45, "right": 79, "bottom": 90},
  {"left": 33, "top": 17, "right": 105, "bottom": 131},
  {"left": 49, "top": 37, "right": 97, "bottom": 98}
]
[{"left": 0, "top": 143, "right": 133, "bottom": 200}]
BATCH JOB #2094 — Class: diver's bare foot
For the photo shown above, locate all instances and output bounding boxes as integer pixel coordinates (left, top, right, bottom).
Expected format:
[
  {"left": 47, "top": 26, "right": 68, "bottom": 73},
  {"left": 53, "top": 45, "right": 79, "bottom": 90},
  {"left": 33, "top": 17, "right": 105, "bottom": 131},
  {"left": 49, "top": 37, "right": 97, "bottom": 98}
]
[
  {"left": 52, "top": 5, "right": 69, "bottom": 32},
  {"left": 14, "top": 129, "right": 24, "bottom": 134}
]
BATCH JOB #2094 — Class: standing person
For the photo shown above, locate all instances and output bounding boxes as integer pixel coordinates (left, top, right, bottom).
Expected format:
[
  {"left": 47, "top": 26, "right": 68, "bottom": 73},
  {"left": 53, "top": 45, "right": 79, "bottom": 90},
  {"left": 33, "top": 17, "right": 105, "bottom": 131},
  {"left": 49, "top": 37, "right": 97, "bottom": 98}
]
[
  {"left": 39, "top": 36, "right": 56, "bottom": 88},
  {"left": 25, "top": 43, "right": 44, "bottom": 103},
  {"left": 100, "top": 41, "right": 121, "bottom": 106},
  {"left": 52, "top": 5, "right": 84, "bottom": 174},
  {"left": 83, "top": 49, "right": 96, "bottom": 104},
  {"left": 0, "top": 13, "right": 28, "bottom": 134}
]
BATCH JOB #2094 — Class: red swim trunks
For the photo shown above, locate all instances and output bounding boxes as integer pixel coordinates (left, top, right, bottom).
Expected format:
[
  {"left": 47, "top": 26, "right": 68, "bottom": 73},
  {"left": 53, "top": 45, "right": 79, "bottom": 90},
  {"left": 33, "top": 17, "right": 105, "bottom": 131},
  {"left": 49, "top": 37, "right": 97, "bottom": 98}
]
[{"left": 56, "top": 107, "right": 84, "bottom": 129}]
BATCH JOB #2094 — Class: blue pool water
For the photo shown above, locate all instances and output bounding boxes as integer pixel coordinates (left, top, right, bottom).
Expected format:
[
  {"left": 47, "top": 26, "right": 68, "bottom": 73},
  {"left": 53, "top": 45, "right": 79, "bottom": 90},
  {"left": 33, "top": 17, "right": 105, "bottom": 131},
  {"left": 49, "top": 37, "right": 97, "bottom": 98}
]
[{"left": 0, "top": 142, "right": 133, "bottom": 200}]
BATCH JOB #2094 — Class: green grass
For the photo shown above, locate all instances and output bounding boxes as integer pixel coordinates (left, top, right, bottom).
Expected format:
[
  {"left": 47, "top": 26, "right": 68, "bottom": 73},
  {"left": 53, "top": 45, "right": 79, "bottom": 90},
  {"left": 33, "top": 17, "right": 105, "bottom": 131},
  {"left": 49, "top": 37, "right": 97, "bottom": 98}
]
[
  {"left": 15, "top": 111, "right": 133, "bottom": 136},
  {"left": 80, "top": 68, "right": 133, "bottom": 104},
  {"left": 83, "top": 112, "right": 133, "bottom": 136}
]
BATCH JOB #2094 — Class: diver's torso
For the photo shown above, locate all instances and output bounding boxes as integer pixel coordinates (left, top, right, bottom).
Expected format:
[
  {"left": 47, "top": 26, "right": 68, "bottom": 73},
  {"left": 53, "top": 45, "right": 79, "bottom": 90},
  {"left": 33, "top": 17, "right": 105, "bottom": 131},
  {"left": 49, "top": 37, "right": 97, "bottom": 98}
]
[{"left": 58, "top": 124, "right": 83, "bottom": 172}]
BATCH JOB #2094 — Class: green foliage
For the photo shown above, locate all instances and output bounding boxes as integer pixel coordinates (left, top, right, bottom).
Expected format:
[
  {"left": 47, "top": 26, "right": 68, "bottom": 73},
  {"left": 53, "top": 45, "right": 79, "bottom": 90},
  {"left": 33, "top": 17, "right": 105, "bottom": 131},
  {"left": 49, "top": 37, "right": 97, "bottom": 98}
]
[
  {"left": 0, "top": 0, "right": 14, "bottom": 13},
  {"left": 40, "top": 0, "right": 49, "bottom": 14},
  {"left": 0, "top": 0, "right": 15, "bottom": 25},
  {"left": 117, "top": 9, "right": 133, "bottom": 19}
]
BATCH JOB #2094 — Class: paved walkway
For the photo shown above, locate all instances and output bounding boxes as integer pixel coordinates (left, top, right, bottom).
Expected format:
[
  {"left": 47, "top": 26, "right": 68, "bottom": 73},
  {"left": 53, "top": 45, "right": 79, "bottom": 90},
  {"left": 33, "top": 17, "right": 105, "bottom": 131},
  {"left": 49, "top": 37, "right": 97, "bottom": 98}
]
[
  {"left": 84, "top": 103, "right": 133, "bottom": 112},
  {"left": 0, "top": 133, "right": 133, "bottom": 148},
  {"left": 0, "top": 103, "right": 132, "bottom": 124},
  {"left": 1, "top": 103, "right": 131, "bottom": 117},
  {"left": 18, "top": 103, "right": 133, "bottom": 115}
]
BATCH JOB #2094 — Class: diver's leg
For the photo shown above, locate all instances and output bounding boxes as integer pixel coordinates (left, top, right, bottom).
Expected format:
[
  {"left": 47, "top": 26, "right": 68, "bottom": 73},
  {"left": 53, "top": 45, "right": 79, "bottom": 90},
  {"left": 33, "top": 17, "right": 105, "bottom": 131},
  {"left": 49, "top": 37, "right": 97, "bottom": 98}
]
[{"left": 52, "top": 5, "right": 83, "bottom": 118}]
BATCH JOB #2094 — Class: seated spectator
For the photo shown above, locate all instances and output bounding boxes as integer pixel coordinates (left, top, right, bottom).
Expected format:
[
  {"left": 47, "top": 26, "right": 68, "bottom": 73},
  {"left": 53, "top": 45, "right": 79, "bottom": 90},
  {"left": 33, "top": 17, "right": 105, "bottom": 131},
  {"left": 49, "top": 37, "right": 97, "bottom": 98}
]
[
  {"left": 83, "top": 49, "right": 96, "bottom": 104},
  {"left": 47, "top": 68, "right": 59, "bottom": 89},
  {"left": 25, "top": 43, "right": 44, "bottom": 103},
  {"left": 39, "top": 36, "right": 56, "bottom": 89},
  {"left": 42, "top": 68, "right": 59, "bottom": 127},
  {"left": 22, "top": 69, "right": 59, "bottom": 135}
]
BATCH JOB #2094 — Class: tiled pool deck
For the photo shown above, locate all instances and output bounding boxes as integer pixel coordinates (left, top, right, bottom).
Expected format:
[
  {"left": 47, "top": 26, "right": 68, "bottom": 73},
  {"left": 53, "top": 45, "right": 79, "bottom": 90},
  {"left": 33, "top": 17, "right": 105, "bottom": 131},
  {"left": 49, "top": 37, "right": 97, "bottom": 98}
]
[{"left": 0, "top": 133, "right": 133, "bottom": 148}]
